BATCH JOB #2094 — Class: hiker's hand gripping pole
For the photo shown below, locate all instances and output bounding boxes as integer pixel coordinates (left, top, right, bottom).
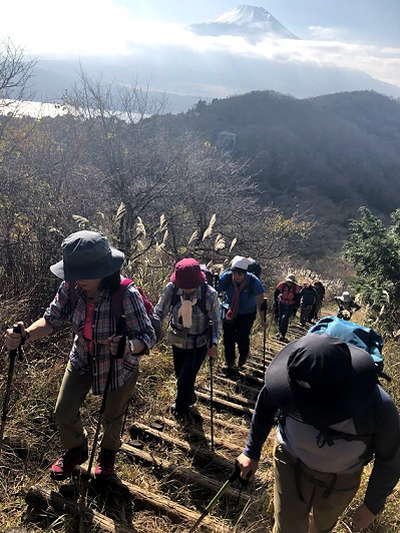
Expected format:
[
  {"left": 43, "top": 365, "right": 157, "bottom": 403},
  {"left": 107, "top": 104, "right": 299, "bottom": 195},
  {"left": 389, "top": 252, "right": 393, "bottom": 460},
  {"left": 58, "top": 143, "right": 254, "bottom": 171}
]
[
  {"left": 207, "top": 319, "right": 215, "bottom": 453},
  {"left": 0, "top": 324, "right": 24, "bottom": 448}
]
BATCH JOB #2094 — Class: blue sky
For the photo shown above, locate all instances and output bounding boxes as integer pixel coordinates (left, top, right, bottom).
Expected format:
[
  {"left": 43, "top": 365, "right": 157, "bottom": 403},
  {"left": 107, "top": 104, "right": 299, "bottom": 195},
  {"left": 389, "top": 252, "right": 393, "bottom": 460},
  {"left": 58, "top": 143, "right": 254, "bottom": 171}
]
[{"left": 117, "top": 0, "right": 400, "bottom": 45}]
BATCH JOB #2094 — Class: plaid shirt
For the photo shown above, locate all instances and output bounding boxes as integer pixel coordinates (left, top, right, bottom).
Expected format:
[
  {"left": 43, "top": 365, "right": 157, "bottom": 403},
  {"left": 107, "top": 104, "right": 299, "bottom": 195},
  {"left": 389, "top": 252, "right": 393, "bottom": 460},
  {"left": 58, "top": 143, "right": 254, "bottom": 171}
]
[
  {"left": 44, "top": 281, "right": 156, "bottom": 395},
  {"left": 153, "top": 282, "right": 220, "bottom": 350}
]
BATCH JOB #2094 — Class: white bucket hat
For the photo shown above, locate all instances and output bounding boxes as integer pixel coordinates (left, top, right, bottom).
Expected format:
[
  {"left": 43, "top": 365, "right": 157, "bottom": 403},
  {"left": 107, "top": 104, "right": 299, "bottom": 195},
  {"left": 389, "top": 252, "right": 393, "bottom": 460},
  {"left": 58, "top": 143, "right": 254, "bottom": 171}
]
[
  {"left": 231, "top": 255, "right": 251, "bottom": 272},
  {"left": 341, "top": 291, "right": 352, "bottom": 303}
]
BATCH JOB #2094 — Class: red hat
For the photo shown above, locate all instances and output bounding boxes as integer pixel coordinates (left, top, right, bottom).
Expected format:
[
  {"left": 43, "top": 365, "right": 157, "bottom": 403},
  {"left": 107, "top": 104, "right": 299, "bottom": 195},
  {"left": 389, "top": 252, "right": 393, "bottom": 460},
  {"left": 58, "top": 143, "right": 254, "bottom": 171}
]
[{"left": 170, "top": 258, "right": 206, "bottom": 289}]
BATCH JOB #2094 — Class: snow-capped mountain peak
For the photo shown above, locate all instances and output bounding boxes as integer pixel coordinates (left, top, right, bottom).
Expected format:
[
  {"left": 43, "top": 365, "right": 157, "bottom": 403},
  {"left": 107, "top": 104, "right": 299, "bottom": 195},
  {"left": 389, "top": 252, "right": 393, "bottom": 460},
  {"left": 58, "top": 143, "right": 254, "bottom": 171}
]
[
  {"left": 215, "top": 5, "right": 274, "bottom": 25},
  {"left": 191, "top": 5, "right": 299, "bottom": 40}
]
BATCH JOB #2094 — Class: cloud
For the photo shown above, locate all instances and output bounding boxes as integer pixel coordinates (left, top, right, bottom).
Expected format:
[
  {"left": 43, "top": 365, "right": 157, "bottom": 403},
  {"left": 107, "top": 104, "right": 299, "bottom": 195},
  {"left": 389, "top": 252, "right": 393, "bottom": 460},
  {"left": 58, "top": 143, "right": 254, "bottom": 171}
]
[
  {"left": 1, "top": 0, "right": 400, "bottom": 87},
  {"left": 308, "top": 26, "right": 349, "bottom": 41}
]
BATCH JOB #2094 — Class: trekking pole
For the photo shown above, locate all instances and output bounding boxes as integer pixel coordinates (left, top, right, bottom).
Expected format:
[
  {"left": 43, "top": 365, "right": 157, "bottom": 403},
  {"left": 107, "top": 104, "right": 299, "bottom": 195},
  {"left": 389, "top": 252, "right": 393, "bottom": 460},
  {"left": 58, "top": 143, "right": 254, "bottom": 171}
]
[
  {"left": 208, "top": 319, "right": 215, "bottom": 453},
  {"left": 262, "top": 297, "right": 267, "bottom": 374},
  {"left": 0, "top": 325, "right": 24, "bottom": 451},
  {"left": 188, "top": 462, "right": 242, "bottom": 533}
]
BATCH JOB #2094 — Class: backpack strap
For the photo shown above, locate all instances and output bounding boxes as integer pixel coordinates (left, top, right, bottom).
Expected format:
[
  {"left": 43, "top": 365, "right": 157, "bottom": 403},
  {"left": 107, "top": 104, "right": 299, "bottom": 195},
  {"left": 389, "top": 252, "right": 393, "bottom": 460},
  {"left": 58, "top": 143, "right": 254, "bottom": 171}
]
[
  {"left": 197, "top": 282, "right": 208, "bottom": 315},
  {"left": 111, "top": 278, "right": 133, "bottom": 319},
  {"left": 111, "top": 277, "right": 133, "bottom": 336}
]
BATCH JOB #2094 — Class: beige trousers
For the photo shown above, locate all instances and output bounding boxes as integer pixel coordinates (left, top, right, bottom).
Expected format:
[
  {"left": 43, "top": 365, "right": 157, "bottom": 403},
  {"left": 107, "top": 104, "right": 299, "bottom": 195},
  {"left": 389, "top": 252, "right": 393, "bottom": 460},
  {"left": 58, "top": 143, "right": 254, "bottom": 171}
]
[
  {"left": 273, "top": 444, "right": 362, "bottom": 533},
  {"left": 54, "top": 361, "right": 138, "bottom": 451}
]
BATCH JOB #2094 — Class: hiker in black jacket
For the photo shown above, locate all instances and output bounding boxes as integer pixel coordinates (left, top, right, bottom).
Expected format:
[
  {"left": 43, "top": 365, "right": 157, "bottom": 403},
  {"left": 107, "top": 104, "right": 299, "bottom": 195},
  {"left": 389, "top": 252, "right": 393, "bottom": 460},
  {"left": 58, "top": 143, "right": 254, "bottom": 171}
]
[
  {"left": 299, "top": 282, "right": 318, "bottom": 326},
  {"left": 236, "top": 334, "right": 400, "bottom": 533}
]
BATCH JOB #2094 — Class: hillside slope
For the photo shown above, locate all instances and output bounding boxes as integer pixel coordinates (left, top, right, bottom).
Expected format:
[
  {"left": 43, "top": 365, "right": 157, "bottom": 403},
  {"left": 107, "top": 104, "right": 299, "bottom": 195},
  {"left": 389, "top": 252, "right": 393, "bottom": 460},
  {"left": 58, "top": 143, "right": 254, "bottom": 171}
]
[{"left": 149, "top": 90, "right": 400, "bottom": 253}]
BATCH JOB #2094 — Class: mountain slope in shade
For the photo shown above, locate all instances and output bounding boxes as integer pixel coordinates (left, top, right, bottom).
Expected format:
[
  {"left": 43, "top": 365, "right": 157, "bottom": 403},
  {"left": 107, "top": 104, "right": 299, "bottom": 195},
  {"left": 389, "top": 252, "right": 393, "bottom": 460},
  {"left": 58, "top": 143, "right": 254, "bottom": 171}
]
[{"left": 191, "top": 4, "right": 299, "bottom": 39}]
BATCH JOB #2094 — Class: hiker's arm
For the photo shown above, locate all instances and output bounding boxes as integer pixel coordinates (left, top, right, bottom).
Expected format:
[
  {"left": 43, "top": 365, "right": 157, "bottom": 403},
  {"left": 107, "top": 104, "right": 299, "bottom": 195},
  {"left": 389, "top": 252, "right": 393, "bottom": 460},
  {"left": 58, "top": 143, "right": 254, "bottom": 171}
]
[
  {"left": 253, "top": 276, "right": 266, "bottom": 321},
  {"left": 153, "top": 283, "right": 174, "bottom": 324},
  {"left": 363, "top": 388, "right": 400, "bottom": 516},
  {"left": 5, "top": 318, "right": 53, "bottom": 350},
  {"left": 25, "top": 318, "right": 54, "bottom": 341},
  {"left": 124, "top": 287, "right": 157, "bottom": 352},
  {"left": 237, "top": 386, "right": 277, "bottom": 479},
  {"left": 43, "top": 281, "right": 73, "bottom": 330},
  {"left": 243, "top": 386, "right": 277, "bottom": 461}
]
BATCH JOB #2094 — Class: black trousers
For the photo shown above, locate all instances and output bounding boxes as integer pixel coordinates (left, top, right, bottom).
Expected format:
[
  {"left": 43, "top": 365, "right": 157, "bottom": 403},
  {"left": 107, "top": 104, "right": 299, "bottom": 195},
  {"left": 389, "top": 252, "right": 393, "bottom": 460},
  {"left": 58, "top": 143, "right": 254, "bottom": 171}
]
[
  {"left": 172, "top": 344, "right": 208, "bottom": 413},
  {"left": 223, "top": 312, "right": 256, "bottom": 367}
]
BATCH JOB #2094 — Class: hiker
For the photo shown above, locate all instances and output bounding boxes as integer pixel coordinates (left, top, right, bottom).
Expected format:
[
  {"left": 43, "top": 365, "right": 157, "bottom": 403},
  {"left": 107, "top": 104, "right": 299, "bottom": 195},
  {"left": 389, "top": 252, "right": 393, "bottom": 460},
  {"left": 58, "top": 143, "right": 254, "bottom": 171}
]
[
  {"left": 152, "top": 258, "right": 220, "bottom": 420},
  {"left": 218, "top": 256, "right": 266, "bottom": 373},
  {"left": 299, "top": 282, "right": 318, "bottom": 326},
  {"left": 312, "top": 280, "right": 326, "bottom": 320},
  {"left": 274, "top": 274, "right": 301, "bottom": 342},
  {"left": 236, "top": 334, "right": 400, "bottom": 533},
  {"left": 200, "top": 263, "right": 217, "bottom": 288},
  {"left": 5, "top": 231, "right": 156, "bottom": 479},
  {"left": 335, "top": 291, "right": 360, "bottom": 319}
]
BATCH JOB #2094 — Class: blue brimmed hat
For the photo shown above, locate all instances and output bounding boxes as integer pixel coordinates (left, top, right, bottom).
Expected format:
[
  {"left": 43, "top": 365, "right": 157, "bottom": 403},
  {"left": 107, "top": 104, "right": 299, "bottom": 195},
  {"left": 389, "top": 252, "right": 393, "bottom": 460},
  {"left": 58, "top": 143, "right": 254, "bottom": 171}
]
[{"left": 50, "top": 231, "right": 125, "bottom": 281}]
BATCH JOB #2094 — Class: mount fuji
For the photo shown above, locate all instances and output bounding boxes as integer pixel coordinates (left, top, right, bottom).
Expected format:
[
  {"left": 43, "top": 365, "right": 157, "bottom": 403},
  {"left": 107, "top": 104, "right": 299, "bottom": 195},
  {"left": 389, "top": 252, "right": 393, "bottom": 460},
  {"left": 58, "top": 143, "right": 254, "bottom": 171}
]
[{"left": 191, "top": 5, "right": 299, "bottom": 40}]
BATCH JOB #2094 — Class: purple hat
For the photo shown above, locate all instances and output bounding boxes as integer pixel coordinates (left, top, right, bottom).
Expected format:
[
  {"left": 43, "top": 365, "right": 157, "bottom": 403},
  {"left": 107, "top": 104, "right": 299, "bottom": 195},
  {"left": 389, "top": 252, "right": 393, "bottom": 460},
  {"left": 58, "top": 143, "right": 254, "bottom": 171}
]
[{"left": 170, "top": 258, "right": 206, "bottom": 289}]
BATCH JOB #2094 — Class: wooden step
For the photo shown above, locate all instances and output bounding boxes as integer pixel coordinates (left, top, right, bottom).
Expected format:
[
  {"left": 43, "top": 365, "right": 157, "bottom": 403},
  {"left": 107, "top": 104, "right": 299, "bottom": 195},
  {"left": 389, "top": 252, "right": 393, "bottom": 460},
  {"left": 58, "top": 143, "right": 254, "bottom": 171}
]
[
  {"left": 25, "top": 485, "right": 136, "bottom": 533},
  {"left": 79, "top": 466, "right": 230, "bottom": 532},
  {"left": 196, "top": 391, "right": 254, "bottom": 417},
  {"left": 129, "top": 422, "right": 235, "bottom": 471},
  {"left": 120, "top": 442, "right": 246, "bottom": 501},
  {"left": 199, "top": 386, "right": 256, "bottom": 409}
]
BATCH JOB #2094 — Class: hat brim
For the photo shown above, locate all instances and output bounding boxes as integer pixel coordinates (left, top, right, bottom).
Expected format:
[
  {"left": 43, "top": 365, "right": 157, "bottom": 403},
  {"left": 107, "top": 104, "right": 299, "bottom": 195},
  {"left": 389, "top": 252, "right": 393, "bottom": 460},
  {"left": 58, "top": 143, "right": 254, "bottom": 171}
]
[
  {"left": 50, "top": 247, "right": 125, "bottom": 281},
  {"left": 265, "top": 334, "right": 376, "bottom": 425}
]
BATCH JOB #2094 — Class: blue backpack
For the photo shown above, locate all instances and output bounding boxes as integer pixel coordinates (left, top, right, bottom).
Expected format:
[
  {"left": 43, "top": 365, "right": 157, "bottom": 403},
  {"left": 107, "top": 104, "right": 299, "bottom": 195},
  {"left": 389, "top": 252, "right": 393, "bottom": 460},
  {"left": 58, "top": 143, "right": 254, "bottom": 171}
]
[{"left": 308, "top": 316, "right": 388, "bottom": 379}]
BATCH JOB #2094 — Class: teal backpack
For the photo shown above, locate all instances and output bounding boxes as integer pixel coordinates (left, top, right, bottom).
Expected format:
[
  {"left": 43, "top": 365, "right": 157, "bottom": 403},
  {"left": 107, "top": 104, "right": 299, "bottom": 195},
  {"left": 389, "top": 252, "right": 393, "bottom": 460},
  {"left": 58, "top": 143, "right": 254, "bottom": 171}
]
[{"left": 308, "top": 316, "right": 388, "bottom": 380}]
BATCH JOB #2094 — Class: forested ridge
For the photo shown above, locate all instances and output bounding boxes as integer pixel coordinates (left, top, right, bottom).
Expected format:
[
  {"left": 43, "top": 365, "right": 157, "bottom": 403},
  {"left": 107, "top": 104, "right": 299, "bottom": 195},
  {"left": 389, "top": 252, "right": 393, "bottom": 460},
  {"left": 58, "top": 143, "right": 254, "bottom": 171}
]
[{"left": 149, "top": 90, "right": 400, "bottom": 253}]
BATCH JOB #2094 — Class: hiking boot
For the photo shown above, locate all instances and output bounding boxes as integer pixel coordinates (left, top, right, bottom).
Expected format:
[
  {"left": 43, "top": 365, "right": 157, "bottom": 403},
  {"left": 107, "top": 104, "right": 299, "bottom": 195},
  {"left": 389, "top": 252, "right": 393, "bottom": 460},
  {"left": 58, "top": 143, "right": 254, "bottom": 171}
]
[
  {"left": 95, "top": 449, "right": 117, "bottom": 478},
  {"left": 278, "top": 334, "right": 286, "bottom": 342},
  {"left": 50, "top": 444, "right": 88, "bottom": 480},
  {"left": 222, "top": 366, "right": 240, "bottom": 379},
  {"left": 170, "top": 405, "right": 190, "bottom": 423}
]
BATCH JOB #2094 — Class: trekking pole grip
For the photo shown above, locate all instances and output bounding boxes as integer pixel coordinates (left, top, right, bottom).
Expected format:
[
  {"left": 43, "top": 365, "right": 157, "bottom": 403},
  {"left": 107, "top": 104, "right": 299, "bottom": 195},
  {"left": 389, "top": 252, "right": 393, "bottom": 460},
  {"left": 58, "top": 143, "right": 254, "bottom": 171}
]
[
  {"left": 208, "top": 319, "right": 214, "bottom": 349},
  {"left": 11, "top": 324, "right": 24, "bottom": 359},
  {"left": 263, "top": 297, "right": 267, "bottom": 321}
]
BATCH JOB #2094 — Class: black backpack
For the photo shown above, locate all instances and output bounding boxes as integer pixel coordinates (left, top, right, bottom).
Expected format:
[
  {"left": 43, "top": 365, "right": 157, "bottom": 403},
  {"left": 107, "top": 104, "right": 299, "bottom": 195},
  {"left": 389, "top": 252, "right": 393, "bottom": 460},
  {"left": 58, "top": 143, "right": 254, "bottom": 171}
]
[{"left": 248, "top": 261, "right": 262, "bottom": 279}]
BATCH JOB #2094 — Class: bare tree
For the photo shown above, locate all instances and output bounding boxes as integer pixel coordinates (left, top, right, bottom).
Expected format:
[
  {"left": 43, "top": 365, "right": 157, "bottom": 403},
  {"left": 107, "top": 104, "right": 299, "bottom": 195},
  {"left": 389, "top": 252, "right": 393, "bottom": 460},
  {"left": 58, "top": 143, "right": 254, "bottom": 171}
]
[{"left": 0, "top": 40, "right": 36, "bottom": 122}]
